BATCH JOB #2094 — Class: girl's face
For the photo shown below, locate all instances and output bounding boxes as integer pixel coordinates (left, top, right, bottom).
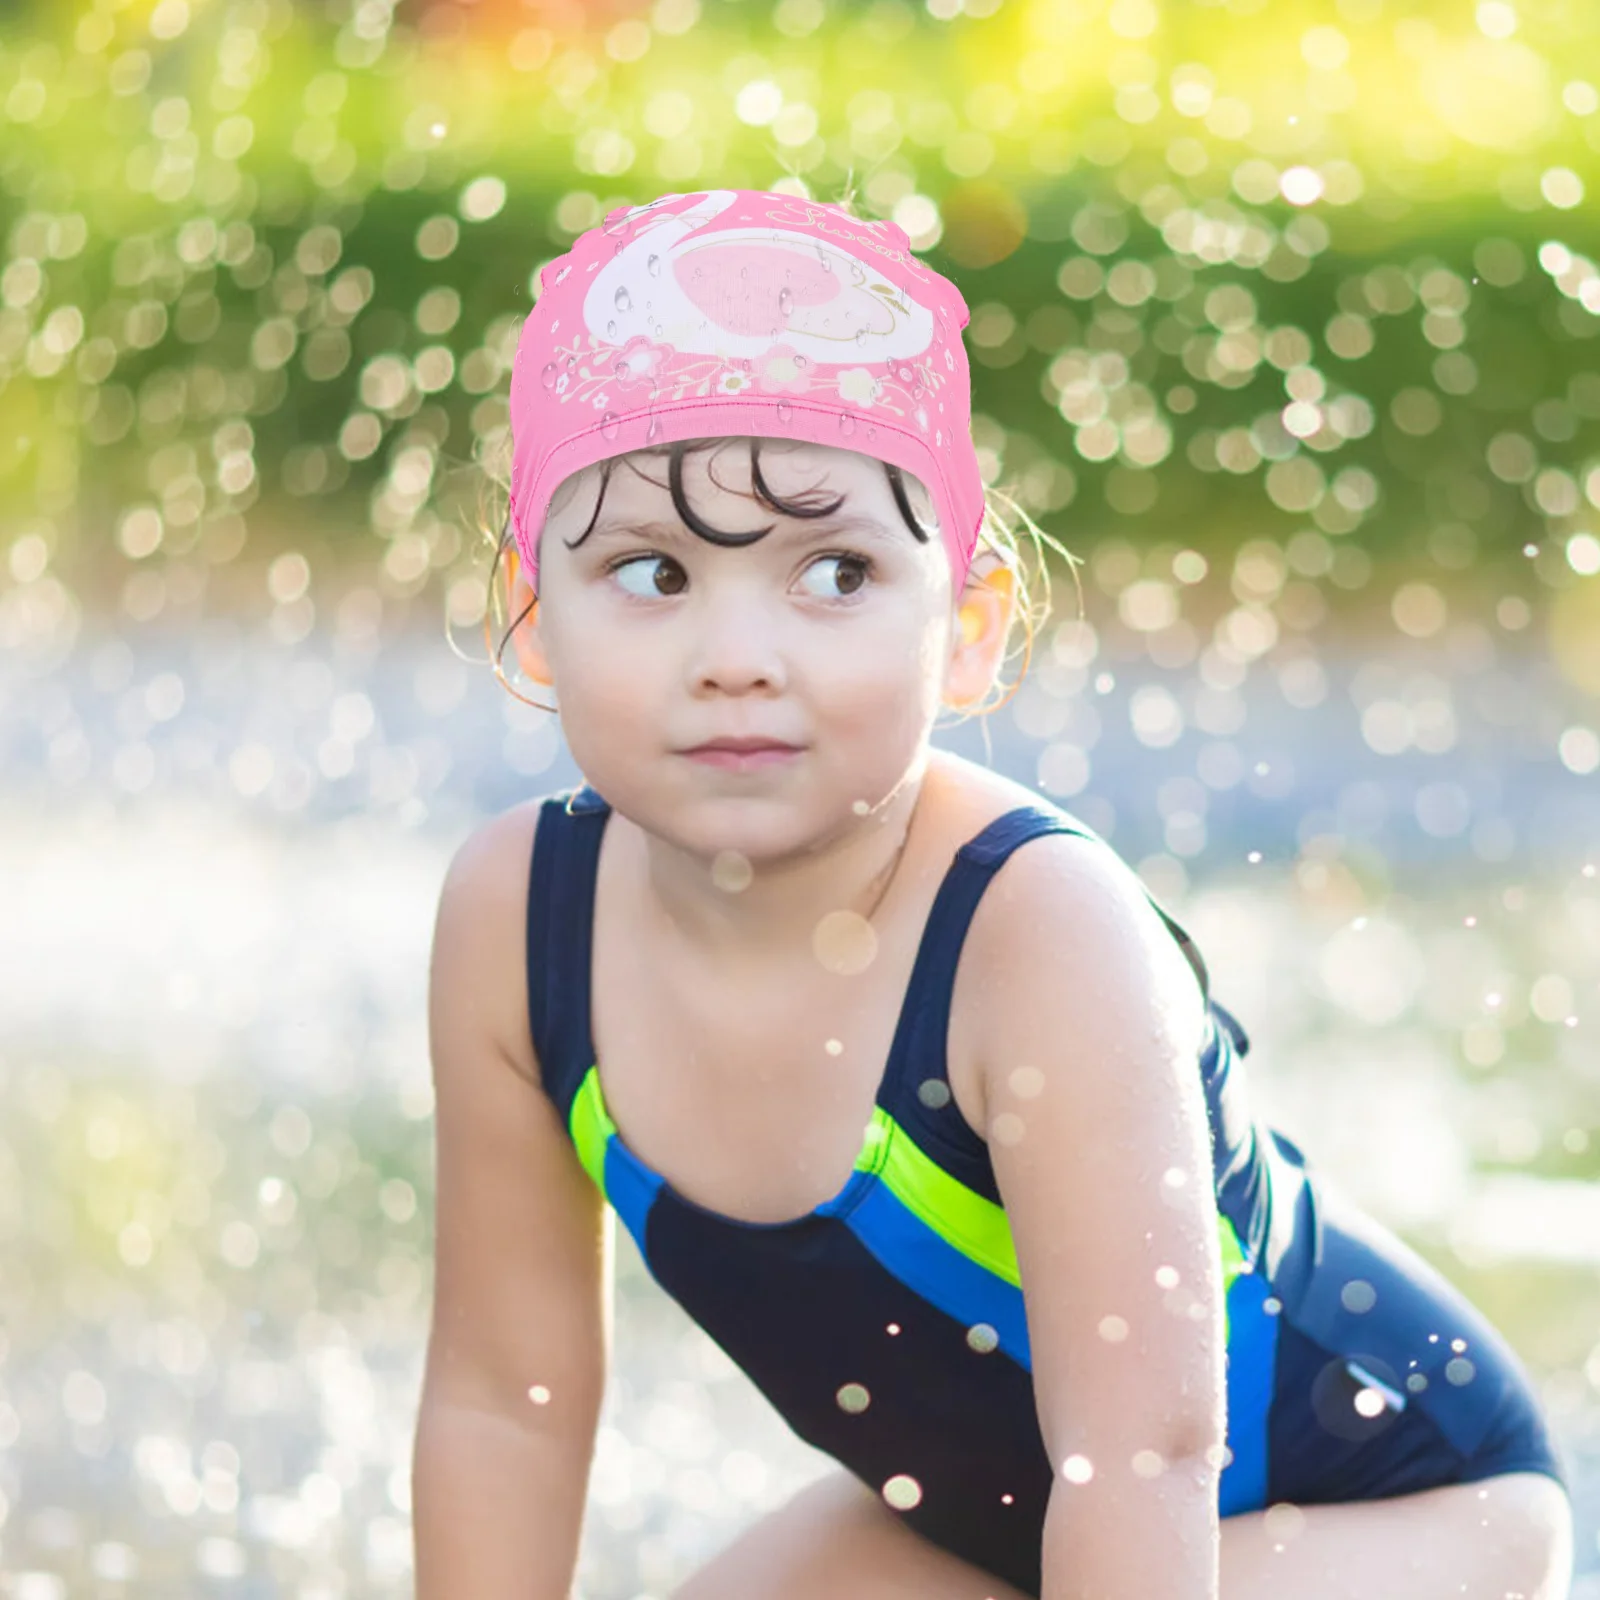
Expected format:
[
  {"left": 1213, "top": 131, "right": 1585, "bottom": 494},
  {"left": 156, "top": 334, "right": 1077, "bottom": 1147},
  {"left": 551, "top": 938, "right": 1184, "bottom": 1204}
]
[{"left": 527, "top": 439, "right": 960, "bottom": 854}]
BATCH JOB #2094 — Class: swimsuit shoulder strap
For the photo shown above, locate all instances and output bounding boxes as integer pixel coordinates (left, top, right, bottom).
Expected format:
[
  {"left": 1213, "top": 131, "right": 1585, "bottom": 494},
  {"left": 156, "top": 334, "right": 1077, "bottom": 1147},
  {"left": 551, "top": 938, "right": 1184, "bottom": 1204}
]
[
  {"left": 525, "top": 783, "right": 609, "bottom": 1121},
  {"left": 878, "top": 802, "right": 1243, "bottom": 1198}
]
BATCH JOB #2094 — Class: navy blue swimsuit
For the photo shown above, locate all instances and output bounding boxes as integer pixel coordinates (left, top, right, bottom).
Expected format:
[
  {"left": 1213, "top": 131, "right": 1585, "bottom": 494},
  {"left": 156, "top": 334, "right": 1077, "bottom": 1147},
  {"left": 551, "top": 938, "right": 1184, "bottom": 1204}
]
[{"left": 527, "top": 784, "right": 1567, "bottom": 1596}]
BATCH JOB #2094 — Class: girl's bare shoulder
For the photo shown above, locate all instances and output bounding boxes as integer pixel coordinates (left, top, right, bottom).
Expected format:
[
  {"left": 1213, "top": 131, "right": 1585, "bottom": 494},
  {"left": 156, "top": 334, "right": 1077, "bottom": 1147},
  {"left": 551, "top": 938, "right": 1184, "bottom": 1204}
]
[
  {"left": 934, "top": 750, "right": 1196, "bottom": 1038},
  {"left": 431, "top": 795, "right": 553, "bottom": 1081}
]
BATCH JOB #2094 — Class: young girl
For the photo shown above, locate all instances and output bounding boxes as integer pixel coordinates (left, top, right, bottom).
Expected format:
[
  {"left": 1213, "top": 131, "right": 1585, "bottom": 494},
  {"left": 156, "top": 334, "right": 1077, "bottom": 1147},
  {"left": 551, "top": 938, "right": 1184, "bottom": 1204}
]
[{"left": 411, "top": 189, "right": 1573, "bottom": 1600}]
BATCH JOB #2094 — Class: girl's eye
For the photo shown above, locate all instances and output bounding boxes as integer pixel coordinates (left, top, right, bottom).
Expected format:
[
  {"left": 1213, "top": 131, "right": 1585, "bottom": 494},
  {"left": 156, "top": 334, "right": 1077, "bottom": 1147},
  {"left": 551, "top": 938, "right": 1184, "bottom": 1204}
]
[
  {"left": 606, "top": 551, "right": 874, "bottom": 602},
  {"left": 800, "top": 553, "right": 874, "bottom": 600},
  {"left": 607, "top": 554, "right": 686, "bottom": 598}
]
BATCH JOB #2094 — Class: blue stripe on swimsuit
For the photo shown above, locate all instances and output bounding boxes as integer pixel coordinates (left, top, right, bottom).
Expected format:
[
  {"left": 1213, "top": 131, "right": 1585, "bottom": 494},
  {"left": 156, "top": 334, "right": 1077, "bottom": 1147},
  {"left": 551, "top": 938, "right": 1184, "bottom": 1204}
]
[{"left": 527, "top": 785, "right": 1569, "bottom": 1597}]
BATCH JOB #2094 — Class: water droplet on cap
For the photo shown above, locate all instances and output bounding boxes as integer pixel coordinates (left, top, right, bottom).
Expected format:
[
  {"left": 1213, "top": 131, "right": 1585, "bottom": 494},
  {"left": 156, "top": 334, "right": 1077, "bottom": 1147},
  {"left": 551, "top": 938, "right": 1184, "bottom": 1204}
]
[
  {"left": 839, "top": 413, "right": 856, "bottom": 437},
  {"left": 607, "top": 319, "right": 616, "bottom": 339},
  {"left": 854, "top": 328, "right": 868, "bottom": 345},
  {"left": 647, "top": 253, "right": 661, "bottom": 275},
  {"left": 540, "top": 362, "right": 558, "bottom": 389},
  {"left": 778, "top": 287, "right": 793, "bottom": 316},
  {"left": 601, "top": 411, "right": 621, "bottom": 440},
  {"left": 646, "top": 412, "right": 662, "bottom": 442},
  {"left": 776, "top": 400, "right": 792, "bottom": 423},
  {"left": 614, "top": 285, "right": 632, "bottom": 312},
  {"left": 794, "top": 353, "right": 808, "bottom": 368}
]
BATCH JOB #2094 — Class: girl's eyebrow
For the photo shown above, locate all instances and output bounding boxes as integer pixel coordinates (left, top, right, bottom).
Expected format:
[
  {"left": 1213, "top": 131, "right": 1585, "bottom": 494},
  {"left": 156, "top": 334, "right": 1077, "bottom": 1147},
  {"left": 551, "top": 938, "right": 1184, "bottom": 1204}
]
[{"left": 587, "top": 514, "right": 904, "bottom": 548}]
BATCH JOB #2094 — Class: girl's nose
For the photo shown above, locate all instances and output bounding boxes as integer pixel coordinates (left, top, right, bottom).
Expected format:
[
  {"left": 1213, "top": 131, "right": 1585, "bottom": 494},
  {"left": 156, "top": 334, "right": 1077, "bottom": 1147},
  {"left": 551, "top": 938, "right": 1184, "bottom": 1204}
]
[{"left": 684, "top": 600, "right": 790, "bottom": 691}]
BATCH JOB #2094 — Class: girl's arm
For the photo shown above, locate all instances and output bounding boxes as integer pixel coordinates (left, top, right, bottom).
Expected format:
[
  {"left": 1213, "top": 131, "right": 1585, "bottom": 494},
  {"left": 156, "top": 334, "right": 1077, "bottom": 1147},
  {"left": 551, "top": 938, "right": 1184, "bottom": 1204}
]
[
  {"left": 414, "top": 809, "right": 612, "bottom": 1600},
  {"left": 972, "top": 833, "right": 1226, "bottom": 1600}
]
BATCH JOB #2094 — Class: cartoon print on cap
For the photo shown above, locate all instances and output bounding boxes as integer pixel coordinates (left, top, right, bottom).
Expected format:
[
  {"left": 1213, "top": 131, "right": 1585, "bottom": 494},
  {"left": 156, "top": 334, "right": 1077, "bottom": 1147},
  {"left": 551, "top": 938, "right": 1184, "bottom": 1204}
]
[
  {"left": 525, "top": 190, "right": 948, "bottom": 423},
  {"left": 582, "top": 189, "right": 937, "bottom": 365}
]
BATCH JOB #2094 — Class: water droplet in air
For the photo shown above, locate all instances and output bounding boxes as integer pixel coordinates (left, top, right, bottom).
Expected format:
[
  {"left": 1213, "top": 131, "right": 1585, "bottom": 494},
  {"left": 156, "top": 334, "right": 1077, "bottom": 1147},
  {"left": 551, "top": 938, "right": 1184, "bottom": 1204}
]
[
  {"left": 778, "top": 287, "right": 793, "bottom": 316},
  {"left": 1340, "top": 1279, "right": 1377, "bottom": 1314},
  {"left": 1008, "top": 1066, "right": 1045, "bottom": 1099},
  {"left": 614, "top": 285, "right": 632, "bottom": 312},
  {"left": 966, "top": 1323, "right": 999, "bottom": 1354},
  {"left": 1263, "top": 1503, "right": 1306, "bottom": 1542},
  {"left": 1060, "top": 1454, "right": 1094, "bottom": 1484},
  {"left": 881, "top": 1474, "right": 922, "bottom": 1510},
  {"left": 1353, "top": 1387, "right": 1387, "bottom": 1419},
  {"left": 647, "top": 253, "right": 661, "bottom": 275},
  {"left": 917, "top": 1078, "right": 951, "bottom": 1109},
  {"left": 601, "top": 412, "right": 621, "bottom": 440},
  {"left": 836, "top": 1382, "right": 871, "bottom": 1414},
  {"left": 711, "top": 851, "right": 753, "bottom": 893},
  {"left": 776, "top": 401, "right": 792, "bottom": 423},
  {"left": 990, "top": 1111, "right": 1025, "bottom": 1146},
  {"left": 540, "top": 362, "right": 558, "bottom": 389},
  {"left": 838, "top": 413, "right": 857, "bottom": 438},
  {"left": 813, "top": 909, "right": 874, "bottom": 974}
]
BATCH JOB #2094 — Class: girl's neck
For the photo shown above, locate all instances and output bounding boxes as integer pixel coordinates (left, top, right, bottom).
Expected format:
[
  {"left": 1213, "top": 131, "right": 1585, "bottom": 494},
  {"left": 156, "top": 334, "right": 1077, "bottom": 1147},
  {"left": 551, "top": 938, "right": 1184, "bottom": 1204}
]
[{"left": 619, "top": 755, "right": 940, "bottom": 977}]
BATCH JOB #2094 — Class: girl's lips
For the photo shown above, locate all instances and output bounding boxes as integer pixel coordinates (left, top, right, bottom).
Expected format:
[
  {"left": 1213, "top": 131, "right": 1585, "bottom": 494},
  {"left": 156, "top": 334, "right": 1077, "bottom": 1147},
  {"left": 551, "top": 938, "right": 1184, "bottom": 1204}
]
[{"left": 683, "top": 746, "right": 802, "bottom": 770}]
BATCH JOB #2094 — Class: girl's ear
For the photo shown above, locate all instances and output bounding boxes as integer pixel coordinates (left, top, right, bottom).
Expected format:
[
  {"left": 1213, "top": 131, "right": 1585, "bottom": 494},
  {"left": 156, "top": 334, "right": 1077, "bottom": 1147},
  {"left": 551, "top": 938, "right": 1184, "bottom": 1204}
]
[
  {"left": 503, "top": 546, "right": 553, "bottom": 686},
  {"left": 943, "top": 553, "right": 1016, "bottom": 710}
]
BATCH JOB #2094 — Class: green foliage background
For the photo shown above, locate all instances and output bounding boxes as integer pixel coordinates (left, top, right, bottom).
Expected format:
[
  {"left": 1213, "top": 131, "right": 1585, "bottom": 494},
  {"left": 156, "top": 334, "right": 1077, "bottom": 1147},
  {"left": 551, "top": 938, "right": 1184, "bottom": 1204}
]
[{"left": 2, "top": 0, "right": 1599, "bottom": 632}]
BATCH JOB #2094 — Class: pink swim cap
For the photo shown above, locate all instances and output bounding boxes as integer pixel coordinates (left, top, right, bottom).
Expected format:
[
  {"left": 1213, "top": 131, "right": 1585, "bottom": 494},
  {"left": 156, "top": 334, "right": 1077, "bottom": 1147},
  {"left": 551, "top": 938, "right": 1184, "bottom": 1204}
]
[{"left": 507, "top": 188, "right": 985, "bottom": 596}]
